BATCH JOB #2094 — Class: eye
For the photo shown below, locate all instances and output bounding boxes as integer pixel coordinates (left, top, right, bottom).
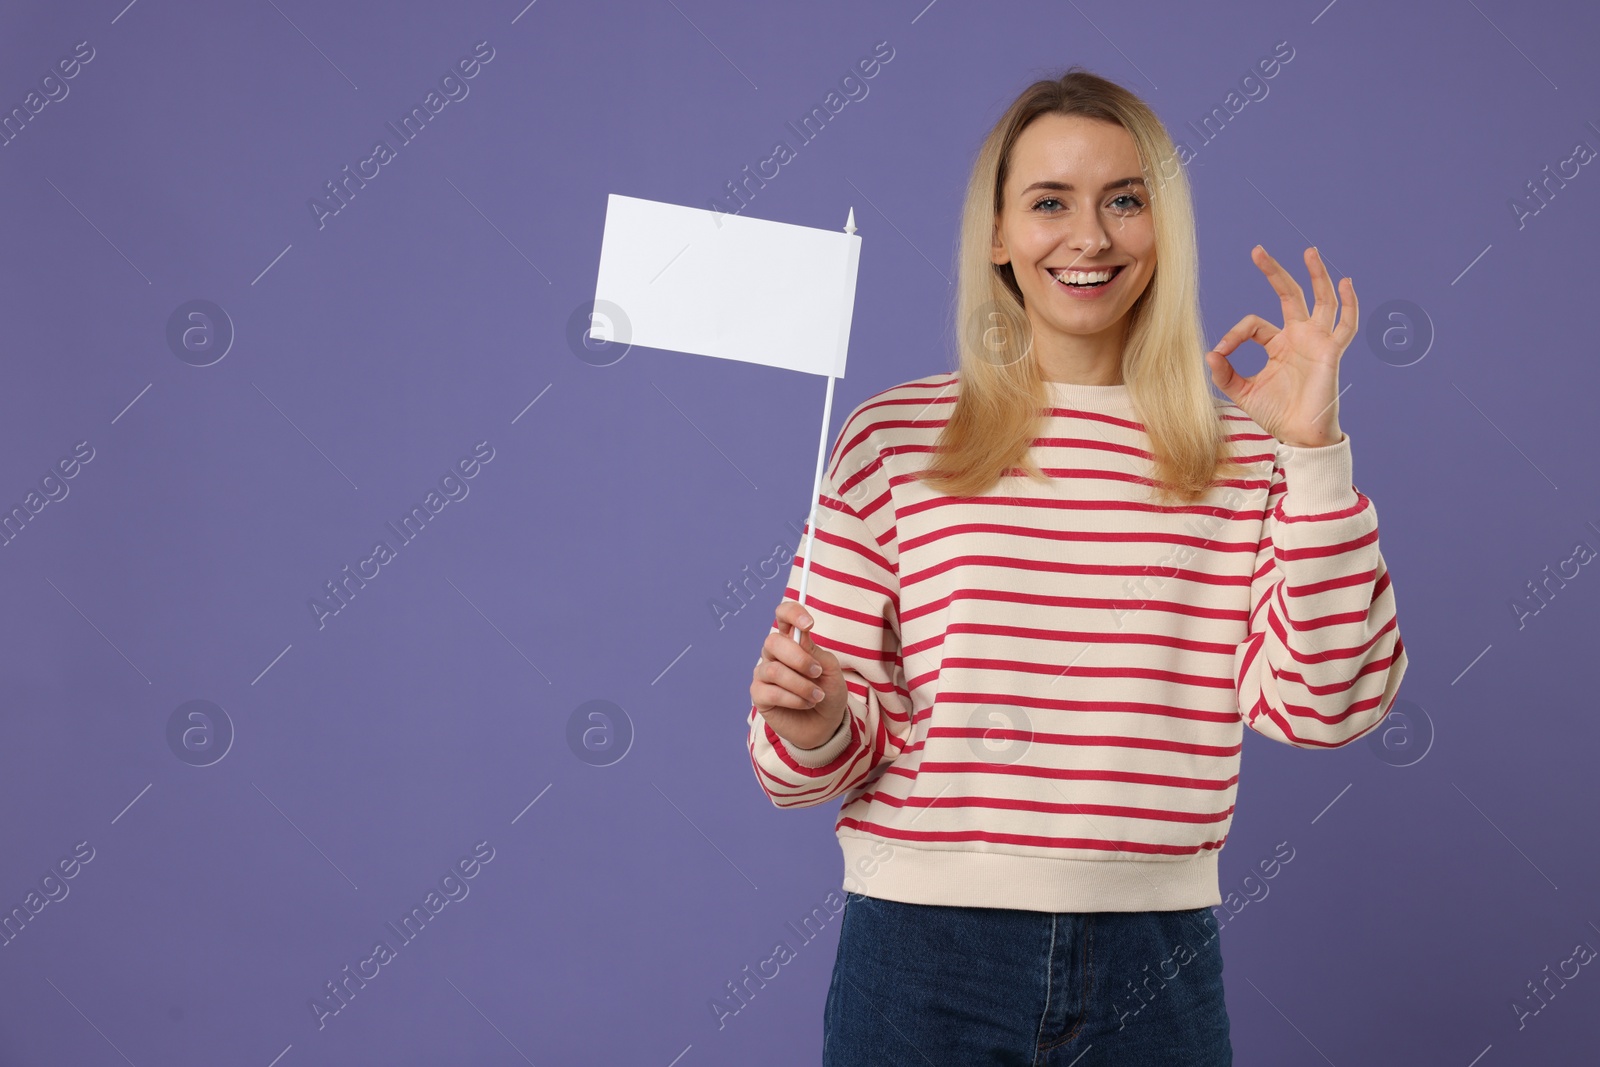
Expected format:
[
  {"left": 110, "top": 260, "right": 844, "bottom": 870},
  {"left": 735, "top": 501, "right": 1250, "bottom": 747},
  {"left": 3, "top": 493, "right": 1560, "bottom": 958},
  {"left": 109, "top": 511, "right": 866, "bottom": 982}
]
[{"left": 1031, "top": 192, "right": 1145, "bottom": 214}]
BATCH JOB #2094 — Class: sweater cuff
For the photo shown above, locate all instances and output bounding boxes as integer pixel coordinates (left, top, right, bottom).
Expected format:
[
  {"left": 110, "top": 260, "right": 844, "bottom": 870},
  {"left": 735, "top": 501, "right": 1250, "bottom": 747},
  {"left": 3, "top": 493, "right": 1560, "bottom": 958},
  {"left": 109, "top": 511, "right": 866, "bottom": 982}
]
[
  {"left": 784, "top": 712, "right": 854, "bottom": 767},
  {"left": 1274, "top": 431, "right": 1360, "bottom": 517}
]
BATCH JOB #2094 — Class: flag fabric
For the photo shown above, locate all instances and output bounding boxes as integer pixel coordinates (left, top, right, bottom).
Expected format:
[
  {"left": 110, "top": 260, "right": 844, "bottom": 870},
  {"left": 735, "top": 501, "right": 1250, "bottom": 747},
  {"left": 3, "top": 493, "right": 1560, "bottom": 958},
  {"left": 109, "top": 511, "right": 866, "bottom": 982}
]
[{"left": 591, "top": 193, "right": 861, "bottom": 378}]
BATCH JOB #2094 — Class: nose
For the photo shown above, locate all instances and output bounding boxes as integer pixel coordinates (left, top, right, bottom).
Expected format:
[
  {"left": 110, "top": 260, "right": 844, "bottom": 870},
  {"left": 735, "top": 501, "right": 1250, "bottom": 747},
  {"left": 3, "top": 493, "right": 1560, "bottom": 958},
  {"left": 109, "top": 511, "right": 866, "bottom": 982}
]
[{"left": 1063, "top": 209, "right": 1112, "bottom": 260}]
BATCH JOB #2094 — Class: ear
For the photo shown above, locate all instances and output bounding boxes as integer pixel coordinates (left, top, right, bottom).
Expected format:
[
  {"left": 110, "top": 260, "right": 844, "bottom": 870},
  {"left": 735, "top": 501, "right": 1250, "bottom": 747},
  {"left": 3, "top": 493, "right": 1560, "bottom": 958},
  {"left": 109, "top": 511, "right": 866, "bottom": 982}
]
[{"left": 990, "top": 222, "right": 1009, "bottom": 266}]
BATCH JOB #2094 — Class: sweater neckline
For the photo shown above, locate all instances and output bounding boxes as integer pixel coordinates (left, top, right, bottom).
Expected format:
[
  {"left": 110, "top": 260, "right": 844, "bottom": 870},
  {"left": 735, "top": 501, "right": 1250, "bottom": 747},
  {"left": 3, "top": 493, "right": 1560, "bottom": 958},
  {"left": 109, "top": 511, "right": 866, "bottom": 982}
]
[{"left": 1043, "top": 378, "right": 1132, "bottom": 407}]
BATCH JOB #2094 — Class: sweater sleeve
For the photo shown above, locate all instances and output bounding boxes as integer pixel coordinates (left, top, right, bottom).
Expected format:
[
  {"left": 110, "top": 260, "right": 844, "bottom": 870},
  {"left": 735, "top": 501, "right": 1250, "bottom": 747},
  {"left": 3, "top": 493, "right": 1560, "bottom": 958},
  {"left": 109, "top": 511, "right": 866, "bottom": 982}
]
[
  {"left": 746, "top": 424, "right": 914, "bottom": 808},
  {"left": 1235, "top": 431, "right": 1409, "bottom": 748}
]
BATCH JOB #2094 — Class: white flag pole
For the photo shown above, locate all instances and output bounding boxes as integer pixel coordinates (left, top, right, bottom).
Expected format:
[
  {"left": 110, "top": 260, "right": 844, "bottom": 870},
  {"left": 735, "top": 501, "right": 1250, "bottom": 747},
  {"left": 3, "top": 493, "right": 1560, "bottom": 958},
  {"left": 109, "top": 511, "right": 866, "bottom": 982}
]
[
  {"left": 789, "top": 372, "right": 838, "bottom": 643},
  {"left": 789, "top": 207, "right": 857, "bottom": 644}
]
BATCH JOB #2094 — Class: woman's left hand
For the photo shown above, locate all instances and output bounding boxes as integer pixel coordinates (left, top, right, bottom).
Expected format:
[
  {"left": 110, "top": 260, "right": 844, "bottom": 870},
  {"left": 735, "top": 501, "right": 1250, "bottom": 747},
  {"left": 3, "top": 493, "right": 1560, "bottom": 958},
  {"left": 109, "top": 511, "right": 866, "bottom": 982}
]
[{"left": 1204, "top": 245, "right": 1356, "bottom": 449}]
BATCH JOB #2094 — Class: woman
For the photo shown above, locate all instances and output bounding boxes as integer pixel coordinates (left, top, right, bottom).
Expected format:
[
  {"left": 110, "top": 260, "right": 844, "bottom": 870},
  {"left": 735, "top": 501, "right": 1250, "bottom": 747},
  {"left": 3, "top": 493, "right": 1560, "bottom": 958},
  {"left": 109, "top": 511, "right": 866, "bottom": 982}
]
[{"left": 745, "top": 68, "right": 1406, "bottom": 1066}]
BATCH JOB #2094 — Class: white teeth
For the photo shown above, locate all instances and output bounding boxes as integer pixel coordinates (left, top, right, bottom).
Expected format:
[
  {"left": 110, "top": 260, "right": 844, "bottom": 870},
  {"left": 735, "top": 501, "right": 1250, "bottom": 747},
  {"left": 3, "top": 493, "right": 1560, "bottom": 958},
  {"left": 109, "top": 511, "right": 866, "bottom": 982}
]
[{"left": 1053, "top": 268, "right": 1116, "bottom": 285}]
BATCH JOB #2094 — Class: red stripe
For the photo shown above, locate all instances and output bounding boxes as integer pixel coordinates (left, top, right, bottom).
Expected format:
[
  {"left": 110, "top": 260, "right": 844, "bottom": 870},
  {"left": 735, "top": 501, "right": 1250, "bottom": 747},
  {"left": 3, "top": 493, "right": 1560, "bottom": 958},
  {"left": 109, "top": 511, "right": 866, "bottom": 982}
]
[
  {"left": 793, "top": 517, "right": 896, "bottom": 580},
  {"left": 760, "top": 718, "right": 861, "bottom": 778},
  {"left": 900, "top": 520, "right": 1264, "bottom": 557},
  {"left": 899, "top": 491, "right": 1269, "bottom": 524},
  {"left": 1264, "top": 589, "right": 1402, "bottom": 667},
  {"left": 919, "top": 691, "right": 1241, "bottom": 726},
  {"left": 904, "top": 625, "right": 1244, "bottom": 659},
  {"left": 895, "top": 761, "right": 1239, "bottom": 792},
  {"left": 1272, "top": 491, "right": 1371, "bottom": 525},
  {"left": 837, "top": 817, "right": 1228, "bottom": 855},
  {"left": 924, "top": 726, "right": 1241, "bottom": 758},
  {"left": 1275, "top": 526, "right": 1378, "bottom": 563},
  {"left": 900, "top": 586, "right": 1251, "bottom": 628},
  {"left": 912, "top": 656, "right": 1240, "bottom": 691},
  {"left": 851, "top": 789, "right": 1237, "bottom": 824},
  {"left": 903, "top": 554, "right": 1254, "bottom": 594}
]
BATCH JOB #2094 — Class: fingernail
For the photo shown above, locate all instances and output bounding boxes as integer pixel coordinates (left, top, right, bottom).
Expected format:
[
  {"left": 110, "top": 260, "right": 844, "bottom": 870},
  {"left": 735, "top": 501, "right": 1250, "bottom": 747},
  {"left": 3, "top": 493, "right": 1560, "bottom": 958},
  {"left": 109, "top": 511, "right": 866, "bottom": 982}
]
[
  {"left": 809, "top": 663, "right": 822, "bottom": 677},
  {"left": 799, "top": 614, "right": 813, "bottom": 628},
  {"left": 811, "top": 687, "right": 825, "bottom": 701}
]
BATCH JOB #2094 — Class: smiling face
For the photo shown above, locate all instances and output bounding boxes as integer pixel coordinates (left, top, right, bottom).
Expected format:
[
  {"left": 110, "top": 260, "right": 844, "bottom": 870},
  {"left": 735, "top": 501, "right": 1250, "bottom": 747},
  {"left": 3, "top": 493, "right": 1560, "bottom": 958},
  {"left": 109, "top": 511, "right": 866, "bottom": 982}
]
[{"left": 990, "top": 112, "right": 1157, "bottom": 372}]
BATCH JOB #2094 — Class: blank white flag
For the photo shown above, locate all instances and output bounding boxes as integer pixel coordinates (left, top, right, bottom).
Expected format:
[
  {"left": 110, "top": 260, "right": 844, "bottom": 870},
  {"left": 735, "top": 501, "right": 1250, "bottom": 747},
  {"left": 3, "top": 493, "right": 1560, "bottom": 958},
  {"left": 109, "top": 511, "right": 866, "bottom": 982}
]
[{"left": 591, "top": 193, "right": 862, "bottom": 378}]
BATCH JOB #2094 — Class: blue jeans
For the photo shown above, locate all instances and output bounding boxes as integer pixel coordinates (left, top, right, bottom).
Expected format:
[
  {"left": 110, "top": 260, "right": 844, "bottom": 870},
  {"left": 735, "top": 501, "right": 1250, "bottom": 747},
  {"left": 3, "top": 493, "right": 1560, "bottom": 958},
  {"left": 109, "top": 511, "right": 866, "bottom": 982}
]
[{"left": 823, "top": 892, "right": 1231, "bottom": 1066}]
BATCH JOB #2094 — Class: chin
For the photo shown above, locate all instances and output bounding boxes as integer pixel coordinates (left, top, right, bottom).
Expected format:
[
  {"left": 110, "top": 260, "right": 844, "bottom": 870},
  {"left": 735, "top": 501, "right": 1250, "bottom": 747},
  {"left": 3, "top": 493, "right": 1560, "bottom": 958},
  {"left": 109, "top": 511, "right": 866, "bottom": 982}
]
[{"left": 1045, "top": 305, "right": 1130, "bottom": 335}]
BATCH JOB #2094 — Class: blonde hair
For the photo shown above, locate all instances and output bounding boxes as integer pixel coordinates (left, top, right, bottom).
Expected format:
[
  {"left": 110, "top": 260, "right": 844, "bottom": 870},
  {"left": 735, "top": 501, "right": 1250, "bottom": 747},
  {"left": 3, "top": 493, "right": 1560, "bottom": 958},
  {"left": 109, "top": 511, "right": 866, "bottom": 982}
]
[{"left": 915, "top": 67, "right": 1249, "bottom": 506}]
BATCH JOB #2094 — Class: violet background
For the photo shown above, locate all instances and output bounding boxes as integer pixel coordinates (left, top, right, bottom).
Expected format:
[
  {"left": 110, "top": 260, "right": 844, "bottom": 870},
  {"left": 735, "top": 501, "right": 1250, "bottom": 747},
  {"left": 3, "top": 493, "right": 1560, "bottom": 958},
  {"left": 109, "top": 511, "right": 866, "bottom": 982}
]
[{"left": 1, "top": 0, "right": 1596, "bottom": 1064}]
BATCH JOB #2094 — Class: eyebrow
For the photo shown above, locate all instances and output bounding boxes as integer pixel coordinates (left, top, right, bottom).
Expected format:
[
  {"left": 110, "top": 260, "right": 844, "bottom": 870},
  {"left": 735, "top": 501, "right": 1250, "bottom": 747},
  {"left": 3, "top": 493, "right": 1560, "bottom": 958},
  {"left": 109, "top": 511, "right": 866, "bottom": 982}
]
[{"left": 1020, "top": 176, "right": 1146, "bottom": 196}]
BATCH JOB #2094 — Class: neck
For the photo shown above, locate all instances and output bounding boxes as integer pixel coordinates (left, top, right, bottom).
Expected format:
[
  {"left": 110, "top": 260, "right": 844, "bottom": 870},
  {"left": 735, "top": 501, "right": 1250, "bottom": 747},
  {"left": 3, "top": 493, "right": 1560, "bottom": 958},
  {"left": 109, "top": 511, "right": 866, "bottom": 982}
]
[{"left": 1029, "top": 315, "right": 1128, "bottom": 386}]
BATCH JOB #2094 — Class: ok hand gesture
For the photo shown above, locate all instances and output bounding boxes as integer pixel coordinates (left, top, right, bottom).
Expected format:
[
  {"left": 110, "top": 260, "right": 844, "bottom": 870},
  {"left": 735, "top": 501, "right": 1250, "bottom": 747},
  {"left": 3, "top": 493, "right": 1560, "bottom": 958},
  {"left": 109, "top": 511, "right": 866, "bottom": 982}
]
[{"left": 1204, "top": 245, "right": 1356, "bottom": 449}]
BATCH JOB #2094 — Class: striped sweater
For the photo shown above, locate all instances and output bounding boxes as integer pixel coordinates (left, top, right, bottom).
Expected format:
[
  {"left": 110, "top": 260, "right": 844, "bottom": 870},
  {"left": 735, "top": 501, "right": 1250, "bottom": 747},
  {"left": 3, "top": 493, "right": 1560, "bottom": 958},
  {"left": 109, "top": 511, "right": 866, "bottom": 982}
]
[{"left": 745, "top": 371, "right": 1408, "bottom": 913}]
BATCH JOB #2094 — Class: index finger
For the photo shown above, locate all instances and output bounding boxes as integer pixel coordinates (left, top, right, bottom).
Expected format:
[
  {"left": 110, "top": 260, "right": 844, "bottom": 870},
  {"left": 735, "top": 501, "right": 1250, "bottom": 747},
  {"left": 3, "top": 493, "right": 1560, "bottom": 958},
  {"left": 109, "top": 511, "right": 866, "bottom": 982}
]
[{"left": 776, "top": 598, "right": 814, "bottom": 635}]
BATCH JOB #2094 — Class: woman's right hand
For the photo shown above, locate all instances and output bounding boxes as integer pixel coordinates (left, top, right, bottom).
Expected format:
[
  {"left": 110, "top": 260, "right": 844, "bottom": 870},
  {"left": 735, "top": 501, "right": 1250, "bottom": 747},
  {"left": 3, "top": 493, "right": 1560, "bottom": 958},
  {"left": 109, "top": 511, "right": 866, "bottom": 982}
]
[{"left": 750, "top": 599, "right": 849, "bottom": 751}]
